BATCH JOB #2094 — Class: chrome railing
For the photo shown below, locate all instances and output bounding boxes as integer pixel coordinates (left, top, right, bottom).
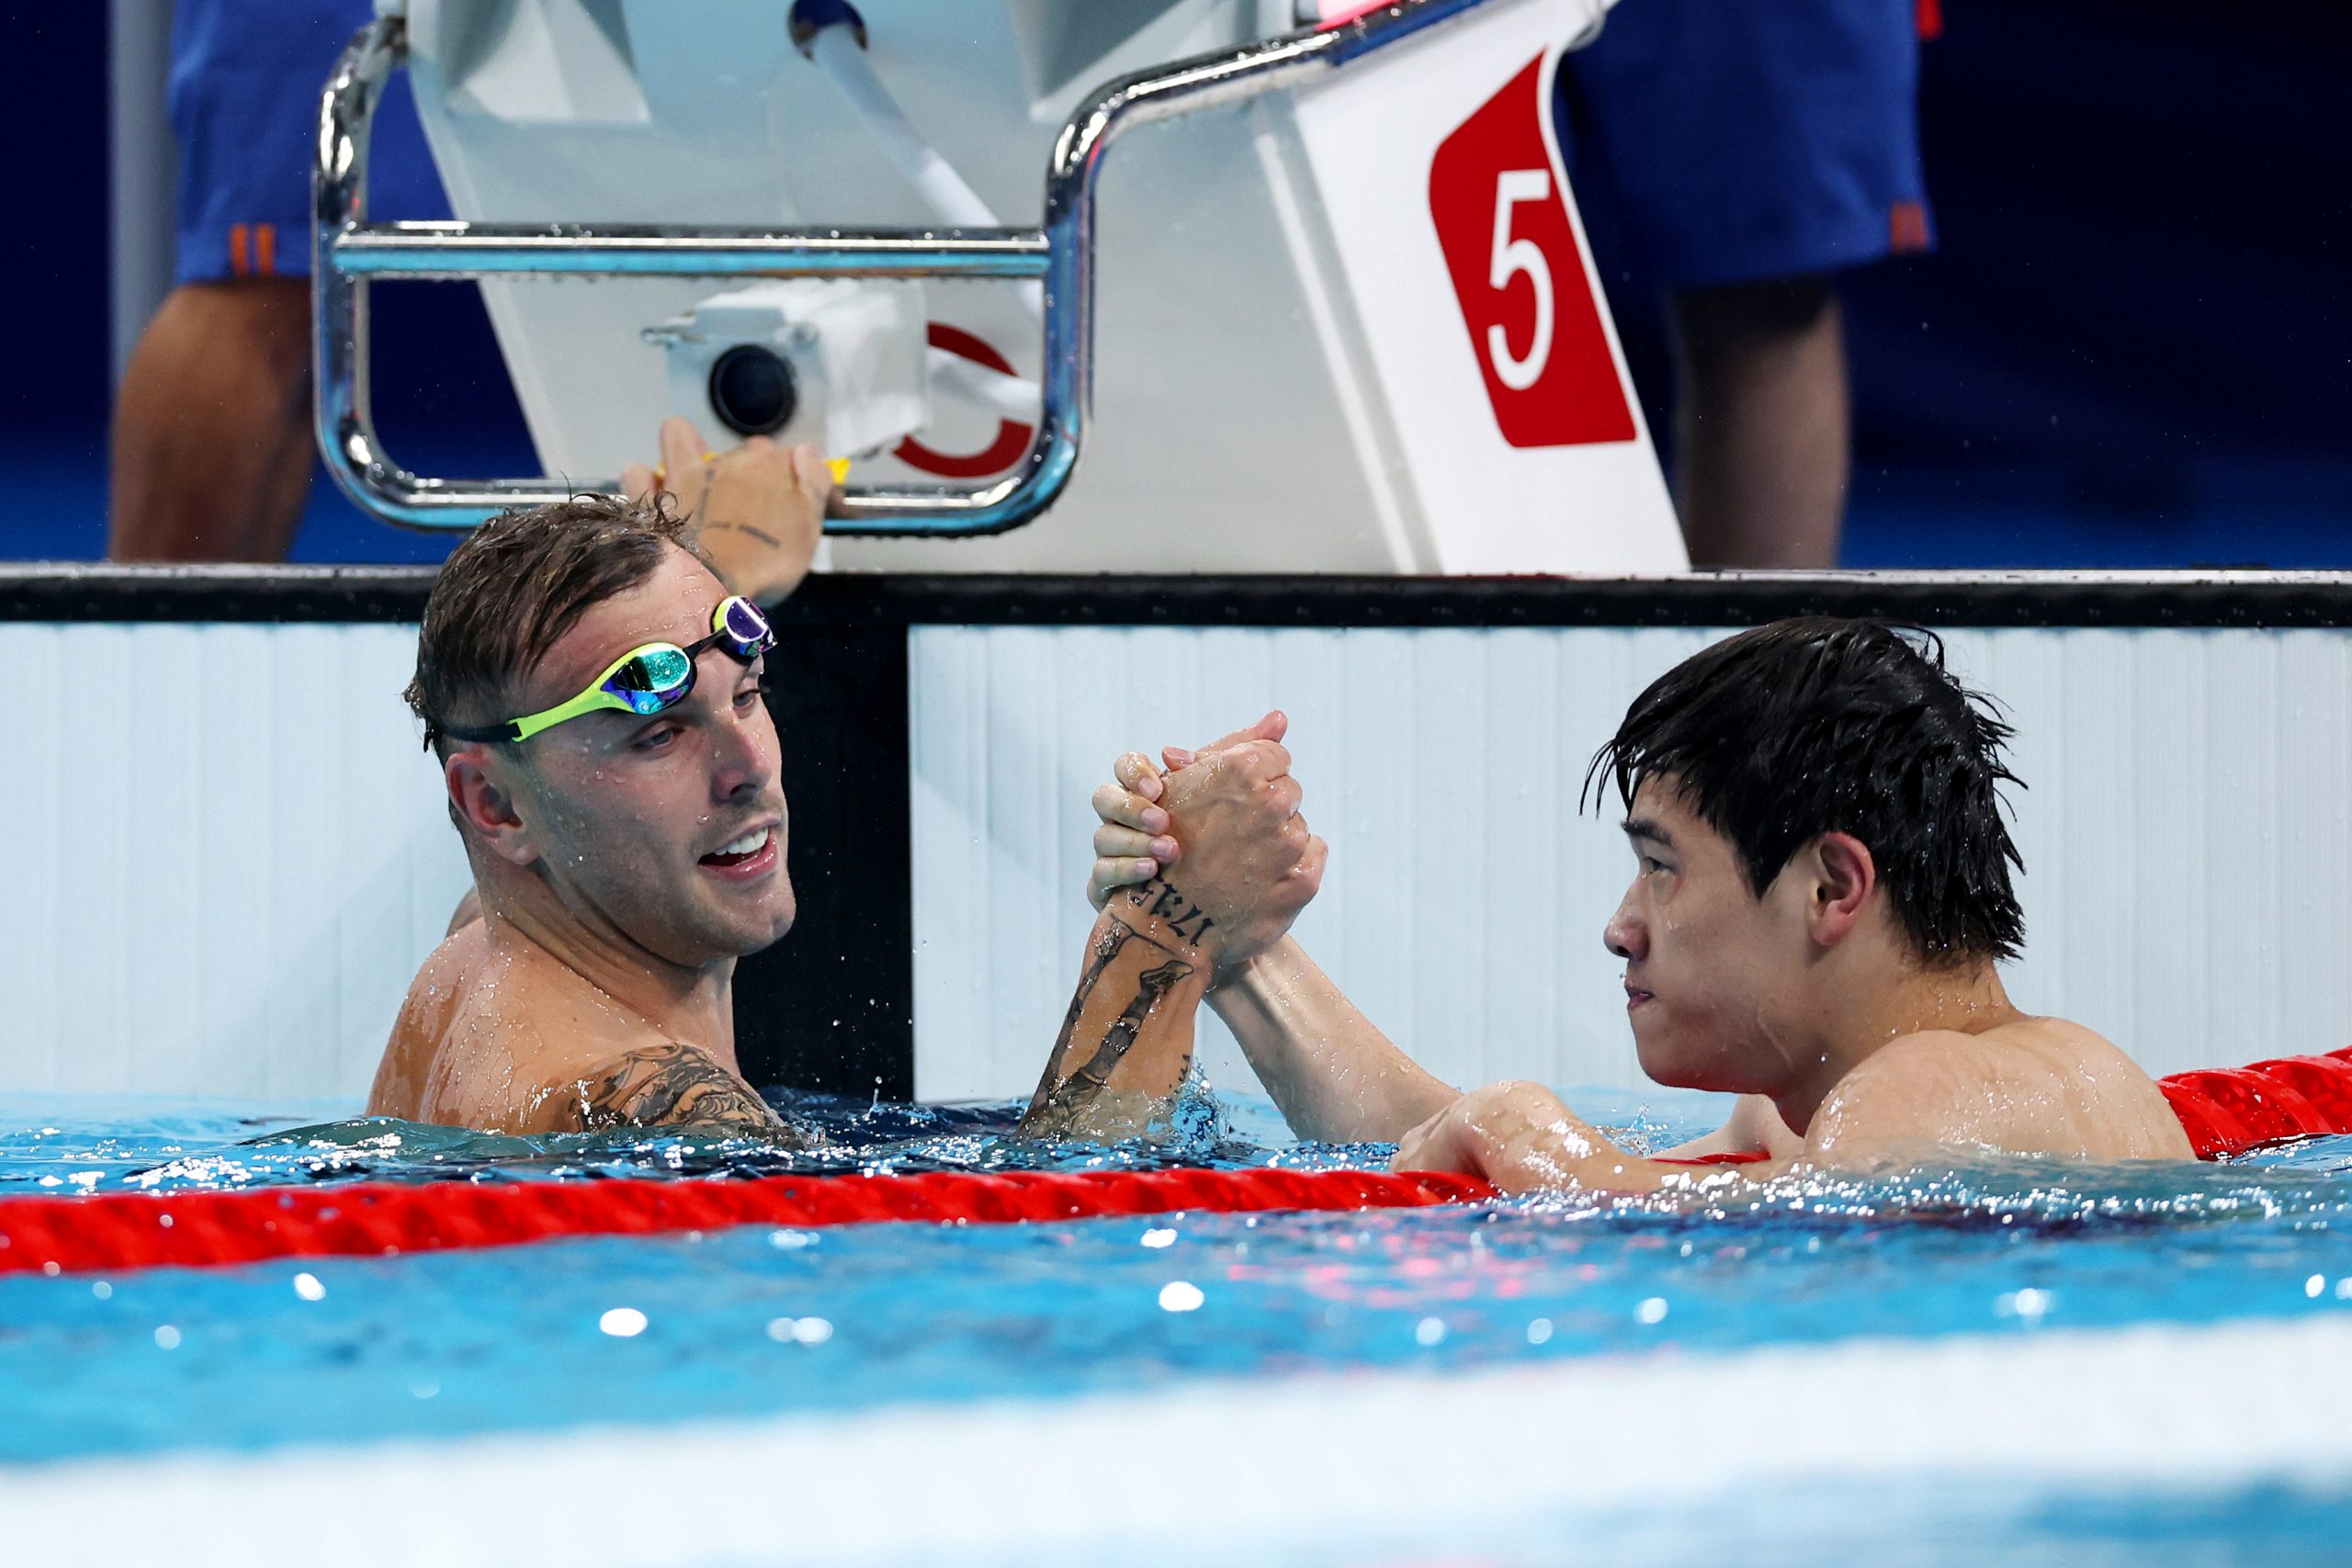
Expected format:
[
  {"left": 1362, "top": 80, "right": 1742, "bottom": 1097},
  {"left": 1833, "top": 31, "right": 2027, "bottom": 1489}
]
[{"left": 313, "top": 0, "right": 1499, "bottom": 534}]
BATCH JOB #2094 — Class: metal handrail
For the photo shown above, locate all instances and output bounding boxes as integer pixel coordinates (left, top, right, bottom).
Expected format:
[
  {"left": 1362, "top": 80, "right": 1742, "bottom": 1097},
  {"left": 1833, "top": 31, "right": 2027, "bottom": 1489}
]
[
  {"left": 332, "top": 224, "right": 1053, "bottom": 281},
  {"left": 313, "top": 0, "right": 1499, "bottom": 535}
]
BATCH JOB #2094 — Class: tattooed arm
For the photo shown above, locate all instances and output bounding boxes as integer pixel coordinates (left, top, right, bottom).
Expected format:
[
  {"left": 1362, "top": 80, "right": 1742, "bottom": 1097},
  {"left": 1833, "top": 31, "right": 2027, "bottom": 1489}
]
[
  {"left": 572, "top": 1042, "right": 815, "bottom": 1147},
  {"left": 1023, "top": 728, "right": 1327, "bottom": 1141},
  {"left": 1020, "top": 876, "right": 1217, "bottom": 1139},
  {"left": 1083, "top": 721, "right": 1445, "bottom": 1143}
]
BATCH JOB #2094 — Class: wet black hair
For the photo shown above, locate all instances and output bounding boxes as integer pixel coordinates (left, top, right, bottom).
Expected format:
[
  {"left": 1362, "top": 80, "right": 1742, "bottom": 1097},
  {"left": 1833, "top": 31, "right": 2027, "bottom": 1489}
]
[{"left": 1585, "top": 617, "right": 2026, "bottom": 964}]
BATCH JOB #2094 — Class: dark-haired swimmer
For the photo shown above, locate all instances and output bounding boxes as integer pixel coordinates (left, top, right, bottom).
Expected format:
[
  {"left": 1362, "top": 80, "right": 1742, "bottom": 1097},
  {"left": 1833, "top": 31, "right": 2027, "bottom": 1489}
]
[
  {"left": 367, "top": 427, "right": 830, "bottom": 1139},
  {"left": 1058, "top": 618, "right": 2192, "bottom": 1191}
]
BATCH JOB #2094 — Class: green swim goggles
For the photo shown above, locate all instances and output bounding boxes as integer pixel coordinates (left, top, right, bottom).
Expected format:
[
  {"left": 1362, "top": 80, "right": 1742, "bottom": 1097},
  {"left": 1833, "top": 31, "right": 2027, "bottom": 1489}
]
[{"left": 444, "top": 595, "right": 776, "bottom": 745}]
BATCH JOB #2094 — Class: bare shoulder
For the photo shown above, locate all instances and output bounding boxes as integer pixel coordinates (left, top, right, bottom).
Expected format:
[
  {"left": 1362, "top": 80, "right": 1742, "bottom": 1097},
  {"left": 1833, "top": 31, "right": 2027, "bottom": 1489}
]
[
  {"left": 1815, "top": 1017, "right": 2192, "bottom": 1163},
  {"left": 367, "top": 921, "right": 491, "bottom": 1118},
  {"left": 542, "top": 1041, "right": 810, "bottom": 1145}
]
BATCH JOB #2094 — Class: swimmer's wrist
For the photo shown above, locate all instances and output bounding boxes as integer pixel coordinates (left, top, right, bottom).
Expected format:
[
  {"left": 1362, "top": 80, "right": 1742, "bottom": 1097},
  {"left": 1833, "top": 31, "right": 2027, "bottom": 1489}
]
[
  {"left": 1204, "top": 942, "right": 1267, "bottom": 992},
  {"left": 692, "top": 519, "right": 810, "bottom": 604},
  {"left": 1101, "top": 874, "right": 1224, "bottom": 964}
]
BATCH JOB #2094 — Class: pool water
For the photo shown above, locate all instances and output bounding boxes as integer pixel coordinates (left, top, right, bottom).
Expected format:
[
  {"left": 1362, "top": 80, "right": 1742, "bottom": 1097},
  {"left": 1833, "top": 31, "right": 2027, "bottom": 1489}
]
[{"left": 6, "top": 1089, "right": 2352, "bottom": 1563}]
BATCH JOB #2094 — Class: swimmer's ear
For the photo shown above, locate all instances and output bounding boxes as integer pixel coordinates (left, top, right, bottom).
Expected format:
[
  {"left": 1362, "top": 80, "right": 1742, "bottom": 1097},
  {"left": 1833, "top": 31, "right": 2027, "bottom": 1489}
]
[
  {"left": 1806, "top": 832, "right": 1877, "bottom": 950},
  {"left": 445, "top": 750, "right": 539, "bottom": 868}
]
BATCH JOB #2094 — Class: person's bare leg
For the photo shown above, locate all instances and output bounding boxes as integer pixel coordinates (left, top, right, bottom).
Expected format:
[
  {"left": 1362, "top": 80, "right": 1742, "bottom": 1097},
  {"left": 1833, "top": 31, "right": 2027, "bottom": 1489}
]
[
  {"left": 1668, "top": 275, "right": 1849, "bottom": 570},
  {"left": 109, "top": 278, "right": 313, "bottom": 561}
]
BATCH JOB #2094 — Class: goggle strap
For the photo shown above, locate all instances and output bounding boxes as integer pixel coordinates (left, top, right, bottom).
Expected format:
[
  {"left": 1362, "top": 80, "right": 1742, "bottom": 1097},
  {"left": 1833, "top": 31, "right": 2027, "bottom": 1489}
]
[{"left": 437, "top": 716, "right": 525, "bottom": 746}]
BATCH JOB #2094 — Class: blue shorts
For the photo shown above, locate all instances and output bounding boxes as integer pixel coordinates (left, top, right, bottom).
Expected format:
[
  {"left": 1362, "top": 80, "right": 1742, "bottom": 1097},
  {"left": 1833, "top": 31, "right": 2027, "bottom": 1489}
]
[
  {"left": 1555, "top": 0, "right": 1934, "bottom": 290},
  {"left": 170, "top": 0, "right": 449, "bottom": 285}
]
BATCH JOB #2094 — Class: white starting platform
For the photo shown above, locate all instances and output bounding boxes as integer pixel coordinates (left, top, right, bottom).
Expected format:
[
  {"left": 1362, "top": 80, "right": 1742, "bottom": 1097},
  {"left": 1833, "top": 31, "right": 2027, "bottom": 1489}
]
[{"left": 319, "top": 0, "right": 1683, "bottom": 573}]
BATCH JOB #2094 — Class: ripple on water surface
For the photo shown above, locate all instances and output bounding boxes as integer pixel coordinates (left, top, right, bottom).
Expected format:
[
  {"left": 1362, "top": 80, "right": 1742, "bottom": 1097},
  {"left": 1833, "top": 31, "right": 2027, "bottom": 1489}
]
[{"left": 3, "top": 1087, "right": 2352, "bottom": 1469}]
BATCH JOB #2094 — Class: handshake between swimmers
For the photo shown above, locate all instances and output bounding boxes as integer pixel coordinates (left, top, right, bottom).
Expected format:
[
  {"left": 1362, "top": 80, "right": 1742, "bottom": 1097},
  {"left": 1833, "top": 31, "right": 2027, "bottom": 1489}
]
[
  {"left": 1061, "top": 619, "right": 2191, "bottom": 1190},
  {"left": 369, "top": 436, "right": 2188, "bottom": 1187}
]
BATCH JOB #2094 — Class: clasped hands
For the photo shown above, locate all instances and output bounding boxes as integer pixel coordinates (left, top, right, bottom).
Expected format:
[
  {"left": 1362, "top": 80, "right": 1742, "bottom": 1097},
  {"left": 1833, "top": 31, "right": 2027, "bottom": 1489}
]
[
  {"left": 1085, "top": 711, "right": 1327, "bottom": 978},
  {"left": 1085, "top": 717, "right": 1578, "bottom": 1187}
]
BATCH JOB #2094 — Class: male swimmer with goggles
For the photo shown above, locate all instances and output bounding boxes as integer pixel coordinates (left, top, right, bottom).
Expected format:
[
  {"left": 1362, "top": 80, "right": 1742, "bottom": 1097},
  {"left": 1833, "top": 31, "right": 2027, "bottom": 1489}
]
[
  {"left": 368, "top": 422, "right": 837, "bottom": 1140},
  {"left": 367, "top": 419, "right": 1324, "bottom": 1145}
]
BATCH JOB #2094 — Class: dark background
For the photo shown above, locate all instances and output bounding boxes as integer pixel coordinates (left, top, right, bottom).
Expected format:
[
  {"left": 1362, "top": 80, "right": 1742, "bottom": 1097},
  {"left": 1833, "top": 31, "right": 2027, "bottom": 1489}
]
[{"left": 4, "top": 0, "right": 2346, "bottom": 567}]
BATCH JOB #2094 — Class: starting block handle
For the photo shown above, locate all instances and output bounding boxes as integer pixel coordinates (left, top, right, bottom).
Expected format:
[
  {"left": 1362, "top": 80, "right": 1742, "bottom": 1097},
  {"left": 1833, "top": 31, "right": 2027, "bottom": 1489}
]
[{"left": 312, "top": 1, "right": 1502, "bottom": 536}]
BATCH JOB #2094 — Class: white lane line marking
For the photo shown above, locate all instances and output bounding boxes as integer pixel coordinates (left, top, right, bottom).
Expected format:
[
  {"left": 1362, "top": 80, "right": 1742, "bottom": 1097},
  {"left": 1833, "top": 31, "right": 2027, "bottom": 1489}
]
[{"left": 7, "top": 1315, "right": 2352, "bottom": 1566}]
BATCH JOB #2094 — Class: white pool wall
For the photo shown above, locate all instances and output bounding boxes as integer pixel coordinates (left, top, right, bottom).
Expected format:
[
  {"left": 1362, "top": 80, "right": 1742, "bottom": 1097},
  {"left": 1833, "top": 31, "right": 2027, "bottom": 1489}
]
[
  {"left": 0, "top": 623, "right": 467, "bottom": 1100},
  {"left": 1, "top": 620, "right": 2344, "bottom": 1104}
]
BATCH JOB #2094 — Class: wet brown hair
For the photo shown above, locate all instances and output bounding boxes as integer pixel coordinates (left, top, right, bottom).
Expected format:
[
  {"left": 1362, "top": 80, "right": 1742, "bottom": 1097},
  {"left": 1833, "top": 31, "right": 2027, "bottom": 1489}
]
[{"left": 406, "top": 493, "right": 696, "bottom": 754}]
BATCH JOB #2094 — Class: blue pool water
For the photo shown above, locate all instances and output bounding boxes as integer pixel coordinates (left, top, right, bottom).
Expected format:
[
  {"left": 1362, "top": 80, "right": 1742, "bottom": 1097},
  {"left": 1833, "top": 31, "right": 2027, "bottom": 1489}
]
[{"left": 6, "top": 1089, "right": 2352, "bottom": 1562}]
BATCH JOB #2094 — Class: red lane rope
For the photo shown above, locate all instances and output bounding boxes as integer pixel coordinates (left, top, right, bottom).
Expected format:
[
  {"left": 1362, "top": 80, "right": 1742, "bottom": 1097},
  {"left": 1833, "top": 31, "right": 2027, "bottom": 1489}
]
[
  {"left": 0, "top": 1168, "right": 1495, "bottom": 1280},
  {"left": 6, "top": 1048, "right": 2348, "bottom": 1279},
  {"left": 2157, "top": 1046, "right": 2352, "bottom": 1158}
]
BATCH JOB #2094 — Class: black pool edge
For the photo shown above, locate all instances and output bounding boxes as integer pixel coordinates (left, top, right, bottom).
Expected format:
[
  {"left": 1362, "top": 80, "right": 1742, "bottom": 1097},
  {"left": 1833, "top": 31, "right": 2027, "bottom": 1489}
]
[{"left": 12, "top": 564, "right": 2352, "bottom": 627}]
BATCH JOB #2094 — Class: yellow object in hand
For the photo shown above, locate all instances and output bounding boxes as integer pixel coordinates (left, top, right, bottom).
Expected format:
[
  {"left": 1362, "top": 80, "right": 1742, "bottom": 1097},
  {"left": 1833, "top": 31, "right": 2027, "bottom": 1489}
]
[{"left": 651, "top": 452, "right": 850, "bottom": 486}]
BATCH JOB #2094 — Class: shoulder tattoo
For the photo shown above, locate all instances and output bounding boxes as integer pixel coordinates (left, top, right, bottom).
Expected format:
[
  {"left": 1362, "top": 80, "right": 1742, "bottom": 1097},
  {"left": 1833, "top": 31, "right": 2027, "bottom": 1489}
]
[{"left": 576, "top": 1043, "right": 809, "bottom": 1145}]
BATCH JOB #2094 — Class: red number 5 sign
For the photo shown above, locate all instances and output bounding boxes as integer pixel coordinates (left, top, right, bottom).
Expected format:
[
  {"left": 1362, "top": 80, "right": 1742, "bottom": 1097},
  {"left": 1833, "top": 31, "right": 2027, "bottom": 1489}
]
[{"left": 1428, "top": 56, "right": 1634, "bottom": 448}]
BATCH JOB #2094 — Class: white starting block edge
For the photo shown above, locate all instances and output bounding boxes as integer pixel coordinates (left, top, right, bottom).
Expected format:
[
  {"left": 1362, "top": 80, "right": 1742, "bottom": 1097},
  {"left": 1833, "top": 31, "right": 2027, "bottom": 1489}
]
[{"left": 5, "top": 566, "right": 2352, "bottom": 1108}]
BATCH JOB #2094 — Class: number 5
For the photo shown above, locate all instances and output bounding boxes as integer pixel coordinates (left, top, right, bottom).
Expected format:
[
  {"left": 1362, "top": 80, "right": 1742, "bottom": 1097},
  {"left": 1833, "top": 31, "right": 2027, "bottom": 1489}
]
[{"left": 1486, "top": 169, "right": 1555, "bottom": 391}]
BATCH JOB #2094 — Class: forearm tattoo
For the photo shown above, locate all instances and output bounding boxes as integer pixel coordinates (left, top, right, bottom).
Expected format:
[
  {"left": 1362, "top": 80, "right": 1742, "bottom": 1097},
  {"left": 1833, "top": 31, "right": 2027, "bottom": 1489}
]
[
  {"left": 576, "top": 1043, "right": 810, "bottom": 1147},
  {"left": 1020, "top": 906, "right": 1200, "bottom": 1137}
]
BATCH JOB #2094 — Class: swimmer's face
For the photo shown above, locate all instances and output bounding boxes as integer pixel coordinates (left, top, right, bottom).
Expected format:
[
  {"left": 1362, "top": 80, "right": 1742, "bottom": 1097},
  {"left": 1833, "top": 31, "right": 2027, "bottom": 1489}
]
[
  {"left": 1601, "top": 777, "right": 1815, "bottom": 1095},
  {"left": 483, "top": 545, "right": 794, "bottom": 965}
]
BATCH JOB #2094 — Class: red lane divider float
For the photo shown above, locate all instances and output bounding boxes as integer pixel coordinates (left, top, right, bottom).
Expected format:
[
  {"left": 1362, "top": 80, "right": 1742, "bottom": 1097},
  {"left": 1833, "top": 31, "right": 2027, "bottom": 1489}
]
[
  {"left": 6, "top": 1048, "right": 2349, "bottom": 1280},
  {"left": 0, "top": 1167, "right": 1496, "bottom": 1280},
  {"left": 2160, "top": 1045, "right": 2352, "bottom": 1158}
]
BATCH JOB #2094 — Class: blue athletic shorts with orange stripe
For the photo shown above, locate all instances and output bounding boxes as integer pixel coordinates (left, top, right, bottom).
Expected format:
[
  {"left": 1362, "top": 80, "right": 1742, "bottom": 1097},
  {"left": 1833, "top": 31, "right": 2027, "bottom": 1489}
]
[
  {"left": 1555, "top": 0, "right": 1938, "bottom": 289},
  {"left": 170, "top": 0, "right": 449, "bottom": 286}
]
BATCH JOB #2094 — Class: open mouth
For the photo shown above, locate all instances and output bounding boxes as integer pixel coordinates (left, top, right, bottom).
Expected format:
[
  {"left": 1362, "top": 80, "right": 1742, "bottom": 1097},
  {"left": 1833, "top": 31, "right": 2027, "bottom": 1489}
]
[
  {"left": 1624, "top": 981, "right": 1655, "bottom": 1009},
  {"left": 699, "top": 826, "right": 774, "bottom": 869}
]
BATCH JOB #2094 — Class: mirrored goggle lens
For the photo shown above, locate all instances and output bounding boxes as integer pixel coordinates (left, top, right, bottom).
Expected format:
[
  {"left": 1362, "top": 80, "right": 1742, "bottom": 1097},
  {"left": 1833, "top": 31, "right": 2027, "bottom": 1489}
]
[
  {"left": 717, "top": 596, "right": 775, "bottom": 658},
  {"left": 604, "top": 647, "right": 695, "bottom": 712}
]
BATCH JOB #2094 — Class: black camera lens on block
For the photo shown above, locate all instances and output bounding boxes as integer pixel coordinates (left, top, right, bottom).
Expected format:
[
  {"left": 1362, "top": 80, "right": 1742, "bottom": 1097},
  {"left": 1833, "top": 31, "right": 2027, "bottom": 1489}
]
[{"left": 708, "top": 345, "right": 798, "bottom": 436}]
